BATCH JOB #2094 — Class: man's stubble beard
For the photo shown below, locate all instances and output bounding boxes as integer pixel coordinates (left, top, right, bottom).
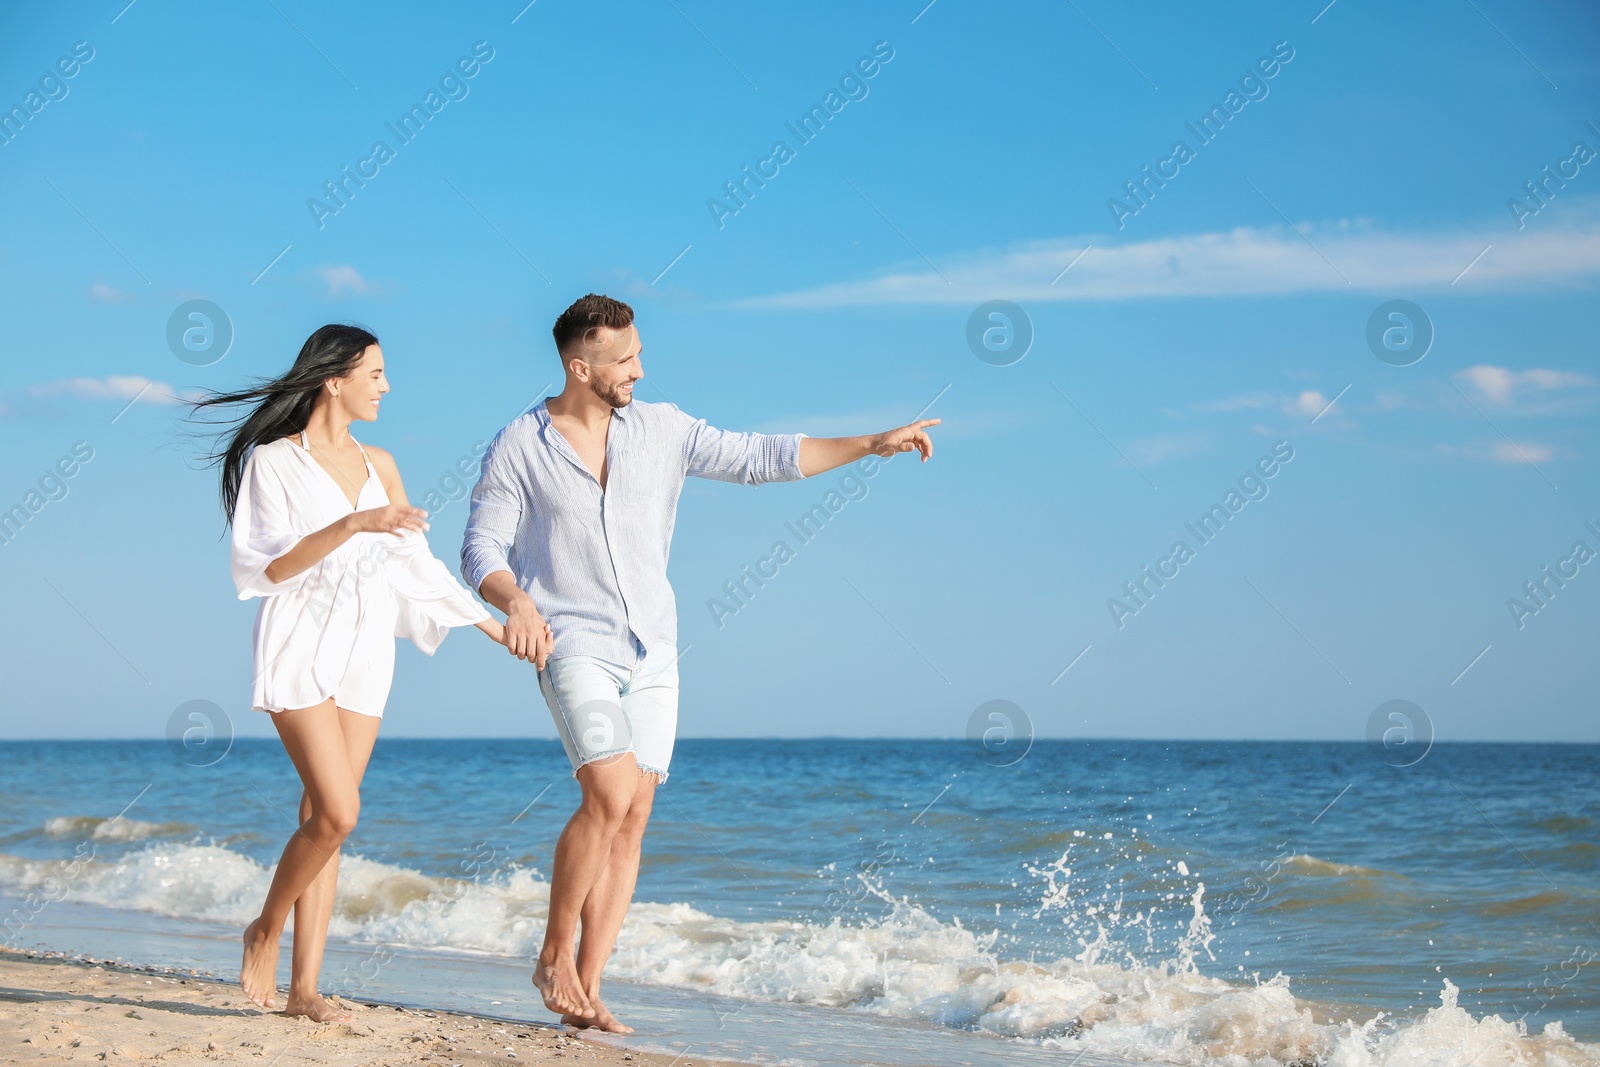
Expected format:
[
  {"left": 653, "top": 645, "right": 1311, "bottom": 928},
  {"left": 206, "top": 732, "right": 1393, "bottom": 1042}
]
[{"left": 589, "top": 376, "right": 633, "bottom": 408}]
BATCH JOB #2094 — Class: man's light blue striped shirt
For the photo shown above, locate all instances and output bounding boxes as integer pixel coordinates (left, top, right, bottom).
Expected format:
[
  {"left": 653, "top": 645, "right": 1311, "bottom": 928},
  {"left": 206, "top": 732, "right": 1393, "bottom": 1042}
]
[{"left": 461, "top": 397, "right": 807, "bottom": 665}]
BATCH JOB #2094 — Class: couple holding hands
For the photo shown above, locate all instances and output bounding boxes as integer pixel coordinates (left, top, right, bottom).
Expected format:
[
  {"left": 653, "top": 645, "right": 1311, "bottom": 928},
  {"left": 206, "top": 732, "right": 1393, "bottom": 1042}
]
[{"left": 198, "top": 294, "right": 938, "bottom": 1031}]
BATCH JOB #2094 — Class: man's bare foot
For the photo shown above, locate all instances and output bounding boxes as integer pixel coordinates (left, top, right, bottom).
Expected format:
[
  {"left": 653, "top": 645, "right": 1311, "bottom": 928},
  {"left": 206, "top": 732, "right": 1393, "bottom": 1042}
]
[
  {"left": 533, "top": 954, "right": 592, "bottom": 1016},
  {"left": 283, "top": 992, "right": 353, "bottom": 1023},
  {"left": 240, "top": 918, "right": 280, "bottom": 1010},
  {"left": 561, "top": 998, "right": 633, "bottom": 1033}
]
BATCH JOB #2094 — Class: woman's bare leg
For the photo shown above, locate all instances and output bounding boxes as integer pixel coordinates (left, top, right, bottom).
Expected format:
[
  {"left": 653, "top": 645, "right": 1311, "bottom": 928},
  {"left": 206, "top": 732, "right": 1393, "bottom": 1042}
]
[
  {"left": 240, "top": 698, "right": 363, "bottom": 1010},
  {"left": 283, "top": 707, "right": 382, "bottom": 1021}
]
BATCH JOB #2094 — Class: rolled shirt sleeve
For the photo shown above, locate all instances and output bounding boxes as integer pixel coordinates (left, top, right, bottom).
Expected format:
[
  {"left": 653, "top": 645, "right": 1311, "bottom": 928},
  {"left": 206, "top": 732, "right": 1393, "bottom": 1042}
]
[
  {"left": 231, "top": 452, "right": 313, "bottom": 599},
  {"left": 675, "top": 404, "right": 808, "bottom": 486},
  {"left": 461, "top": 428, "right": 526, "bottom": 592}
]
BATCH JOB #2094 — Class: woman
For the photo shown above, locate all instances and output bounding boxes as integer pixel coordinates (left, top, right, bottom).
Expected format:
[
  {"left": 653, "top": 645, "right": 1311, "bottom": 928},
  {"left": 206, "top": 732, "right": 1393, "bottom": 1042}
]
[{"left": 196, "top": 324, "right": 524, "bottom": 1022}]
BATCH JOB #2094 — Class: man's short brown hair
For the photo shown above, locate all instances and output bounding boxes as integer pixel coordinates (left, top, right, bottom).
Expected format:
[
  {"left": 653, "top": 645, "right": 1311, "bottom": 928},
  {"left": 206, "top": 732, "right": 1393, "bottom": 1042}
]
[{"left": 552, "top": 293, "right": 634, "bottom": 359}]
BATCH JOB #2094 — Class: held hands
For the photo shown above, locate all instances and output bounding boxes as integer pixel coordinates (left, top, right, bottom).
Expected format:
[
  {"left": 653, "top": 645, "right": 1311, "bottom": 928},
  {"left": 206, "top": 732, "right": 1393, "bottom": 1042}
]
[
  {"left": 503, "top": 607, "right": 554, "bottom": 670},
  {"left": 872, "top": 418, "right": 940, "bottom": 462},
  {"left": 475, "top": 610, "right": 547, "bottom": 667},
  {"left": 347, "top": 504, "right": 430, "bottom": 537}
]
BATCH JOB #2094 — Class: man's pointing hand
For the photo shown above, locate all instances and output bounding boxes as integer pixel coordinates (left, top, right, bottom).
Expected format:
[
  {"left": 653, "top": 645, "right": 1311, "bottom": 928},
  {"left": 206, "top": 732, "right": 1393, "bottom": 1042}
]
[{"left": 873, "top": 418, "right": 940, "bottom": 462}]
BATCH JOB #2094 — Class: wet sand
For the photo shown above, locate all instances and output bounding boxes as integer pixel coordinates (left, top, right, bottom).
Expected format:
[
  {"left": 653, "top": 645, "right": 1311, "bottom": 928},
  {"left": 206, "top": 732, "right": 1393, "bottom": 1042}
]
[{"left": 1, "top": 948, "right": 741, "bottom": 1067}]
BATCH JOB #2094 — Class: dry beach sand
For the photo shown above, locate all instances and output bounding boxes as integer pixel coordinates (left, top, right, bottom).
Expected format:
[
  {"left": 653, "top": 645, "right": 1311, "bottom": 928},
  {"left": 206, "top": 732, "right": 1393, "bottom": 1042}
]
[{"left": 1, "top": 948, "right": 742, "bottom": 1067}]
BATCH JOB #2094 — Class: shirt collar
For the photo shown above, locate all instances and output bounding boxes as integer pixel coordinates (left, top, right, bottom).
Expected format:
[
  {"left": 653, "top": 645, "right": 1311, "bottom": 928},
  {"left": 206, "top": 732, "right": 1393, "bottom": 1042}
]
[
  {"left": 531, "top": 397, "right": 634, "bottom": 468},
  {"left": 532, "top": 396, "right": 634, "bottom": 426}
]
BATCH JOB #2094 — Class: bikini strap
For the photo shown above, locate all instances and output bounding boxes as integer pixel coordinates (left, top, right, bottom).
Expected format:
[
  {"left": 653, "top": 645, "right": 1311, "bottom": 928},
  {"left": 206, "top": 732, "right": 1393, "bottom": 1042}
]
[{"left": 299, "top": 430, "right": 369, "bottom": 467}]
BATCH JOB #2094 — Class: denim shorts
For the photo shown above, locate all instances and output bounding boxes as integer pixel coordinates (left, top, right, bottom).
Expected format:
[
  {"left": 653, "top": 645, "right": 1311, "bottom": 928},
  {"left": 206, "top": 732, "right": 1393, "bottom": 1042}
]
[{"left": 537, "top": 643, "right": 680, "bottom": 782}]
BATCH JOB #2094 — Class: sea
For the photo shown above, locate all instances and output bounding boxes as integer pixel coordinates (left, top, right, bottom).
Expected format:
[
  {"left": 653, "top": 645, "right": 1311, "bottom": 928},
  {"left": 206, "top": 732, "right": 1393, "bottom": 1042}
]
[{"left": 1, "top": 738, "right": 1595, "bottom": 1067}]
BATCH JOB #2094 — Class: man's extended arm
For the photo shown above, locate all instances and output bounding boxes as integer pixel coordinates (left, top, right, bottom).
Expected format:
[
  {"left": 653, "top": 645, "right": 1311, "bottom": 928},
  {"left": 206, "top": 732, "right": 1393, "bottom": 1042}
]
[
  {"left": 797, "top": 419, "right": 939, "bottom": 477},
  {"left": 680, "top": 403, "right": 940, "bottom": 484}
]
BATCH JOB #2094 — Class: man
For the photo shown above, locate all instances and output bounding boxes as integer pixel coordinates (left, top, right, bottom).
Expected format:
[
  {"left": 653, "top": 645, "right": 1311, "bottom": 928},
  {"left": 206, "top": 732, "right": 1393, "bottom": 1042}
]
[{"left": 460, "top": 293, "right": 937, "bottom": 1032}]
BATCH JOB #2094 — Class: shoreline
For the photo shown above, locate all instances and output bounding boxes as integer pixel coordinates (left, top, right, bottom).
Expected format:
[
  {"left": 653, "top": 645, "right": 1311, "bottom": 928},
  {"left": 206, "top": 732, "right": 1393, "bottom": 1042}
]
[{"left": 1, "top": 947, "right": 750, "bottom": 1067}]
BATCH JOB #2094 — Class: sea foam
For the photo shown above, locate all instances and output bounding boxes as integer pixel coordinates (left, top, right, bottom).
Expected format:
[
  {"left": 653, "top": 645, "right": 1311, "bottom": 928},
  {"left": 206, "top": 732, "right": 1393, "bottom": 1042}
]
[{"left": 1, "top": 841, "right": 1594, "bottom": 1067}]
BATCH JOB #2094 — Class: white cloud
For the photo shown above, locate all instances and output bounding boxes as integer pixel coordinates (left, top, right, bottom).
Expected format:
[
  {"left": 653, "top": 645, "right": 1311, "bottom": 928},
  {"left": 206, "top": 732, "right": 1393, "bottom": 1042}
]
[
  {"left": 1492, "top": 440, "right": 1555, "bottom": 463},
  {"left": 1439, "top": 438, "right": 1562, "bottom": 464},
  {"left": 313, "top": 264, "right": 376, "bottom": 297},
  {"left": 87, "top": 283, "right": 134, "bottom": 305},
  {"left": 1286, "top": 390, "right": 1331, "bottom": 418},
  {"left": 1190, "top": 389, "right": 1340, "bottom": 420},
  {"left": 30, "top": 375, "right": 191, "bottom": 405},
  {"left": 735, "top": 214, "right": 1600, "bottom": 307},
  {"left": 1373, "top": 392, "right": 1409, "bottom": 411},
  {"left": 1456, "top": 364, "right": 1594, "bottom": 405}
]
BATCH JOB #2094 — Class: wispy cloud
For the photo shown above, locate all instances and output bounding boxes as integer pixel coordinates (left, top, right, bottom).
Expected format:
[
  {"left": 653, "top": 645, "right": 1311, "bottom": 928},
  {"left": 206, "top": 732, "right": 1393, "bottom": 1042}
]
[
  {"left": 87, "top": 283, "right": 134, "bottom": 305},
  {"left": 1439, "top": 438, "right": 1563, "bottom": 464},
  {"left": 1492, "top": 440, "right": 1556, "bottom": 463},
  {"left": 735, "top": 213, "right": 1600, "bottom": 307},
  {"left": 311, "top": 264, "right": 378, "bottom": 298},
  {"left": 1373, "top": 392, "right": 1410, "bottom": 412},
  {"left": 1455, "top": 364, "right": 1594, "bottom": 405},
  {"left": 1191, "top": 389, "right": 1342, "bottom": 420},
  {"left": 29, "top": 375, "right": 192, "bottom": 405},
  {"left": 1288, "top": 390, "right": 1333, "bottom": 419}
]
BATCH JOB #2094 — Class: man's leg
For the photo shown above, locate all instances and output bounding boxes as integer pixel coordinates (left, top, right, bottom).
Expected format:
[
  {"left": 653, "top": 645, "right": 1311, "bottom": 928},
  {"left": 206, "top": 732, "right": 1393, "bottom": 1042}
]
[
  {"left": 564, "top": 771, "right": 657, "bottom": 1032},
  {"left": 564, "top": 645, "right": 677, "bottom": 1031},
  {"left": 534, "top": 753, "right": 642, "bottom": 1017}
]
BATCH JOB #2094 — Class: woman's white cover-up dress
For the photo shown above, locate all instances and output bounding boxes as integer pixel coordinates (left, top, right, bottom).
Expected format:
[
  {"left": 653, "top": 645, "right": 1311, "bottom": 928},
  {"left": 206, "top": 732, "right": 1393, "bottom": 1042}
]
[{"left": 230, "top": 434, "right": 490, "bottom": 717}]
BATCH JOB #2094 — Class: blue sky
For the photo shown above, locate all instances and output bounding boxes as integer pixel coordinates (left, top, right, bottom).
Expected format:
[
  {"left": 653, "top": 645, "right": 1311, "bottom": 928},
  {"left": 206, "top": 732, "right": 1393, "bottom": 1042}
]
[{"left": 0, "top": 0, "right": 1596, "bottom": 743}]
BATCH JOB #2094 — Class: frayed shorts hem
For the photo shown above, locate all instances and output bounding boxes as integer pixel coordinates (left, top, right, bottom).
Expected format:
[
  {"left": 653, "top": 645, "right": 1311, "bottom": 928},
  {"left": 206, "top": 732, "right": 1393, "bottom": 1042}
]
[
  {"left": 570, "top": 748, "right": 671, "bottom": 785},
  {"left": 538, "top": 645, "right": 679, "bottom": 782},
  {"left": 572, "top": 747, "right": 633, "bottom": 775}
]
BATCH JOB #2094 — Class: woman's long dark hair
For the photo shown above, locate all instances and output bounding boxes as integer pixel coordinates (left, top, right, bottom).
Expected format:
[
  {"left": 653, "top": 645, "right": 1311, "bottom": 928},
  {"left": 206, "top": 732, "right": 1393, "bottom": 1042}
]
[{"left": 192, "top": 323, "right": 378, "bottom": 524}]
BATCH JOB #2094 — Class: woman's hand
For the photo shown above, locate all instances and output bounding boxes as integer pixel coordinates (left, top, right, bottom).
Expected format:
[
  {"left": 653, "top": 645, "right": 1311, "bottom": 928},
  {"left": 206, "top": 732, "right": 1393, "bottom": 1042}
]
[
  {"left": 346, "top": 504, "right": 429, "bottom": 536},
  {"left": 476, "top": 618, "right": 507, "bottom": 646}
]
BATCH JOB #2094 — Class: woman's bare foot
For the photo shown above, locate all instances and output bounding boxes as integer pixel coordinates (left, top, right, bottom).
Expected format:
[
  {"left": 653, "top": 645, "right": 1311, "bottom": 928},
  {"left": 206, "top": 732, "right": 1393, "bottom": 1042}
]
[
  {"left": 240, "top": 918, "right": 280, "bottom": 1010},
  {"left": 283, "top": 991, "right": 354, "bottom": 1023},
  {"left": 533, "top": 953, "right": 591, "bottom": 1016},
  {"left": 561, "top": 998, "right": 633, "bottom": 1034}
]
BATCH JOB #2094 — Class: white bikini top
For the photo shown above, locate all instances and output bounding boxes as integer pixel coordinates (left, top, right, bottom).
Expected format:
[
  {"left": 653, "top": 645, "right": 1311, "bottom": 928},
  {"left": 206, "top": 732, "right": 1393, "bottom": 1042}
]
[{"left": 299, "top": 430, "right": 372, "bottom": 468}]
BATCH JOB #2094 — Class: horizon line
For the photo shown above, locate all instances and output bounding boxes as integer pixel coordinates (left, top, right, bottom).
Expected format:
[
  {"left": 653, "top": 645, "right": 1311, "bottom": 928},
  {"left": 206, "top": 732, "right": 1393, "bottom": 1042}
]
[{"left": 1, "top": 735, "right": 1593, "bottom": 746}]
